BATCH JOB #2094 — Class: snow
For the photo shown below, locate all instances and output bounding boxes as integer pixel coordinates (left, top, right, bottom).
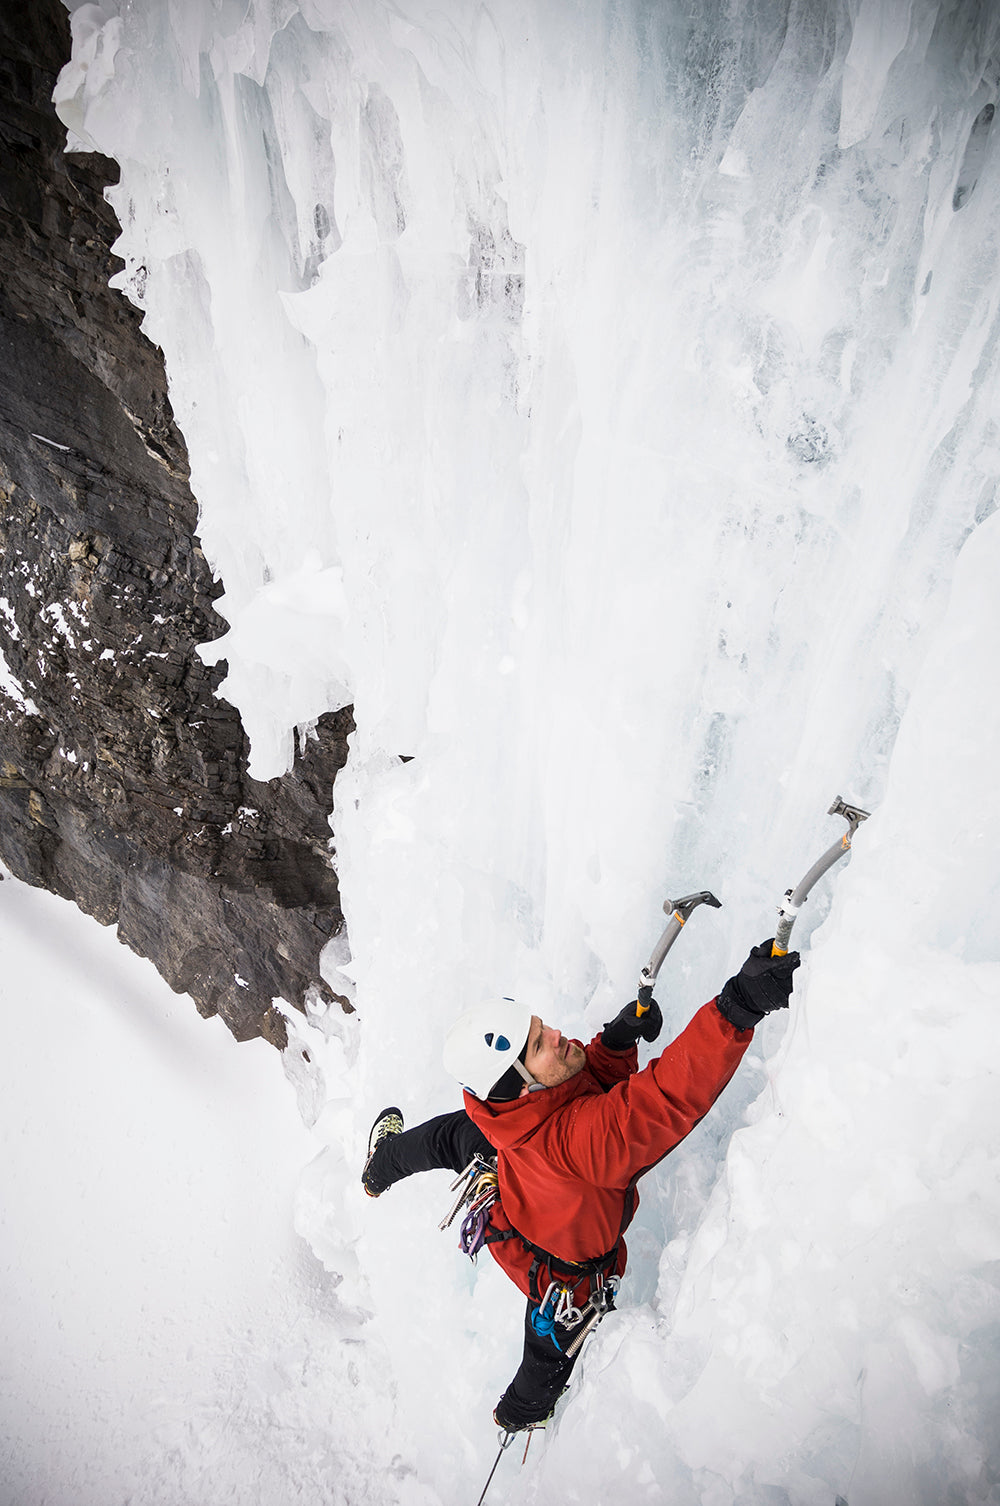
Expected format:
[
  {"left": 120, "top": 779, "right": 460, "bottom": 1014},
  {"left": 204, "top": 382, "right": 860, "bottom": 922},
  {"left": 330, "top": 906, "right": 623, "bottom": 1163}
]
[
  {"left": 5, "top": 0, "right": 997, "bottom": 1501},
  {"left": 0, "top": 646, "right": 41, "bottom": 717},
  {"left": 0, "top": 870, "right": 386, "bottom": 1506}
]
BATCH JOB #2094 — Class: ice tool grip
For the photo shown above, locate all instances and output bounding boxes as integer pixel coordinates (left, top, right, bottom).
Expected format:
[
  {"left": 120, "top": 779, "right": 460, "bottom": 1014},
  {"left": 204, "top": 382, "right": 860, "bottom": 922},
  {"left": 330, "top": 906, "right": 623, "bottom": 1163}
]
[{"left": 772, "top": 796, "right": 870, "bottom": 956}]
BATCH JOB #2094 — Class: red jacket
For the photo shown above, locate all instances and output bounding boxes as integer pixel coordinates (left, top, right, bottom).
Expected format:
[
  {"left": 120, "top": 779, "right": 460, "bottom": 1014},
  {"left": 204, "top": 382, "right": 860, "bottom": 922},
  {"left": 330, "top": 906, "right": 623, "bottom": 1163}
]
[{"left": 464, "top": 1000, "right": 753, "bottom": 1304}]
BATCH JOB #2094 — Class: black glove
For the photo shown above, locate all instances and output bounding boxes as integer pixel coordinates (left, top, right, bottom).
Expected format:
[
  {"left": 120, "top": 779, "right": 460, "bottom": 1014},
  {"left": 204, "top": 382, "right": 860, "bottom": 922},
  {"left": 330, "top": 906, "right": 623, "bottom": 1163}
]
[
  {"left": 601, "top": 987, "right": 663, "bottom": 1051},
  {"left": 716, "top": 940, "right": 800, "bottom": 1030}
]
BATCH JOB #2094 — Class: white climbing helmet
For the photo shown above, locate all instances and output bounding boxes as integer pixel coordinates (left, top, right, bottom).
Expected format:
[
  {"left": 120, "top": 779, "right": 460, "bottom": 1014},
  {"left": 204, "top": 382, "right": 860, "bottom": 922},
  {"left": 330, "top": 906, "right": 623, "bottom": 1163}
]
[{"left": 443, "top": 998, "right": 536, "bottom": 1100}]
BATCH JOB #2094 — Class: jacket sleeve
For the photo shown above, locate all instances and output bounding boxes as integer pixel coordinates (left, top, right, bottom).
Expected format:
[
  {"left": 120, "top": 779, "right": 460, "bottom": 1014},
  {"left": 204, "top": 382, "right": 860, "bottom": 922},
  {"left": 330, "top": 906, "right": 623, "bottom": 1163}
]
[
  {"left": 583, "top": 1033, "right": 638, "bottom": 1089},
  {"left": 537, "top": 1001, "right": 753, "bottom": 1189}
]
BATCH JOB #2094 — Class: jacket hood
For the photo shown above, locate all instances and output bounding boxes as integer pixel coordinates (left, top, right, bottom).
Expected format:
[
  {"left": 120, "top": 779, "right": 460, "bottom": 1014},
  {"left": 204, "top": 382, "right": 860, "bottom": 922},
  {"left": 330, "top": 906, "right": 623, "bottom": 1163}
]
[{"left": 464, "top": 1044, "right": 601, "bottom": 1150}]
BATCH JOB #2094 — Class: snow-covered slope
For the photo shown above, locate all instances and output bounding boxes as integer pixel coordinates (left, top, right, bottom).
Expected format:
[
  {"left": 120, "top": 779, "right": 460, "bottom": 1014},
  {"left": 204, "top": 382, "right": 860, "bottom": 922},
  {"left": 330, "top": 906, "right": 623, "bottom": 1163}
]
[{"left": 9, "top": 1, "right": 997, "bottom": 1501}]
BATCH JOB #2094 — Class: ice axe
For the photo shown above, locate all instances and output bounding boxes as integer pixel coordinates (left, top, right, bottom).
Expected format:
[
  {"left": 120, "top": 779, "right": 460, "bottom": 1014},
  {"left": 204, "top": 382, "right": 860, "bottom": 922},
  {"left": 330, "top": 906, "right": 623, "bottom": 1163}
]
[
  {"left": 636, "top": 890, "right": 722, "bottom": 1016},
  {"left": 771, "top": 795, "right": 870, "bottom": 958}
]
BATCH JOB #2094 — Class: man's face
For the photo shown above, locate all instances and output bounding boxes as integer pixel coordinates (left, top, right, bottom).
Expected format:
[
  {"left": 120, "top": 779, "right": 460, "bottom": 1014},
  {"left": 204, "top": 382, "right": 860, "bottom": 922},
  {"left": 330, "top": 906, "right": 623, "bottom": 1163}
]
[{"left": 522, "top": 1015, "right": 587, "bottom": 1089}]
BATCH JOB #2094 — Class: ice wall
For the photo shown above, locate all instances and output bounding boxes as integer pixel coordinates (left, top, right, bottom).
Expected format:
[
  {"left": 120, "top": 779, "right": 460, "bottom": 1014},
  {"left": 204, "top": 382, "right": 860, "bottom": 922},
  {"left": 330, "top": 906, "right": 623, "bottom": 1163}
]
[{"left": 55, "top": 2, "right": 1000, "bottom": 1503}]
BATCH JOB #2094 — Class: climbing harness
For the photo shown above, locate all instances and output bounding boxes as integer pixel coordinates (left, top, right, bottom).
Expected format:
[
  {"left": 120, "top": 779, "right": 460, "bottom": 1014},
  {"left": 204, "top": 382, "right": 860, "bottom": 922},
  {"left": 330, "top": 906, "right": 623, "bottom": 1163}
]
[
  {"left": 480, "top": 1206, "right": 625, "bottom": 1368},
  {"left": 439, "top": 1156, "right": 623, "bottom": 1355},
  {"left": 529, "top": 1267, "right": 620, "bottom": 1355}
]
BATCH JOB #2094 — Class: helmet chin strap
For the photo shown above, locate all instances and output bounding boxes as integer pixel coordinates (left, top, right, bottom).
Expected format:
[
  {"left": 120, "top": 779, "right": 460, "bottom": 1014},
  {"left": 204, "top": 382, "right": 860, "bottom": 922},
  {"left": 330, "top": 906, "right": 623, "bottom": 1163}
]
[{"left": 512, "top": 1057, "right": 544, "bottom": 1091}]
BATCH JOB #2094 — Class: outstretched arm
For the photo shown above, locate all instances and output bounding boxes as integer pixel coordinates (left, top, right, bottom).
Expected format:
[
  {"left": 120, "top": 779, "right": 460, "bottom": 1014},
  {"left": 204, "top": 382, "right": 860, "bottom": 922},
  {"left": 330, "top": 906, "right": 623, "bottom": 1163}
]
[
  {"left": 542, "top": 942, "right": 799, "bottom": 1187},
  {"left": 546, "top": 1000, "right": 751, "bottom": 1187}
]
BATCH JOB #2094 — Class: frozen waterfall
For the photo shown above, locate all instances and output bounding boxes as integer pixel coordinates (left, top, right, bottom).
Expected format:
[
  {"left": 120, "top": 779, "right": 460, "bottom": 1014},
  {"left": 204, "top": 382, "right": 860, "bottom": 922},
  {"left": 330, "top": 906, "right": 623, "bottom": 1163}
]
[{"left": 21, "top": 1, "right": 1000, "bottom": 1502}]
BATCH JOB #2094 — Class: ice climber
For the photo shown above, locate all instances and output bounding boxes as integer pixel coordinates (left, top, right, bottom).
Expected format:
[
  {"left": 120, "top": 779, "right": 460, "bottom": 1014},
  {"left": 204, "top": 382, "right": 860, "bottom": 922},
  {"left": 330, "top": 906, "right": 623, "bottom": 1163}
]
[{"left": 361, "top": 939, "right": 799, "bottom": 1434}]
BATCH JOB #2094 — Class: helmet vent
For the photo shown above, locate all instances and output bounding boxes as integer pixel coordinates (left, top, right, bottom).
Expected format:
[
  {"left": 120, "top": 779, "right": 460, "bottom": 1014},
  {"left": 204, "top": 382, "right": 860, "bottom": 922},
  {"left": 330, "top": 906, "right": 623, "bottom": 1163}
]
[{"left": 484, "top": 1032, "right": 511, "bottom": 1052}]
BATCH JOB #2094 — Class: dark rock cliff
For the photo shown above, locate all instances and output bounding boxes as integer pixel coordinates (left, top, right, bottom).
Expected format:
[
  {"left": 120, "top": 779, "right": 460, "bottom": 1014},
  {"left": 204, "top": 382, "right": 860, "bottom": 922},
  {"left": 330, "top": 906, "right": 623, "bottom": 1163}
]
[{"left": 0, "top": 0, "right": 353, "bottom": 1046}]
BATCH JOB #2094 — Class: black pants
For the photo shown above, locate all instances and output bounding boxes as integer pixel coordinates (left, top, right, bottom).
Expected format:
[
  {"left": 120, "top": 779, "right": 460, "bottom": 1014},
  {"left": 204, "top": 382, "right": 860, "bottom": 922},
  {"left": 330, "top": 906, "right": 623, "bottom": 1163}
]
[
  {"left": 373, "top": 1108, "right": 494, "bottom": 1183},
  {"left": 370, "top": 1108, "right": 583, "bottom": 1427}
]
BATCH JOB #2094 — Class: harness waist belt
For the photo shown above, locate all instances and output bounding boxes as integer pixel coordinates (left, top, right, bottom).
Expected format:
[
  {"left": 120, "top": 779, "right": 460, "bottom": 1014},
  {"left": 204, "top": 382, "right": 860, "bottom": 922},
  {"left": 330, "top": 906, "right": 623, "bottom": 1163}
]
[{"left": 484, "top": 1219, "right": 619, "bottom": 1280}]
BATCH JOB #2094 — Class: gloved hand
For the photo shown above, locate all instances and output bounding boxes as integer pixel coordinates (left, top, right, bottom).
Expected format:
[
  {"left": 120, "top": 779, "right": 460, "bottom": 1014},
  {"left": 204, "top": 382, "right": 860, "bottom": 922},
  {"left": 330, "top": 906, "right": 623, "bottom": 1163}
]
[
  {"left": 716, "top": 940, "right": 800, "bottom": 1030},
  {"left": 601, "top": 987, "right": 663, "bottom": 1051}
]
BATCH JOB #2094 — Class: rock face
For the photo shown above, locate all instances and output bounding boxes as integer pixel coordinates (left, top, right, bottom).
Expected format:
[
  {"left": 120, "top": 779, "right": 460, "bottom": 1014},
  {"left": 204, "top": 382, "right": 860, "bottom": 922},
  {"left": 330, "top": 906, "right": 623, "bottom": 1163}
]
[{"left": 0, "top": 0, "right": 353, "bottom": 1046}]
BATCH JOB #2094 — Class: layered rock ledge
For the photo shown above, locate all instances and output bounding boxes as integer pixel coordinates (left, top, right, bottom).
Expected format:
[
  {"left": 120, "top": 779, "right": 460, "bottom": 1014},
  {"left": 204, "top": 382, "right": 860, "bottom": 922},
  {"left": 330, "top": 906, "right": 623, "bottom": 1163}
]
[{"left": 0, "top": 0, "right": 352, "bottom": 1045}]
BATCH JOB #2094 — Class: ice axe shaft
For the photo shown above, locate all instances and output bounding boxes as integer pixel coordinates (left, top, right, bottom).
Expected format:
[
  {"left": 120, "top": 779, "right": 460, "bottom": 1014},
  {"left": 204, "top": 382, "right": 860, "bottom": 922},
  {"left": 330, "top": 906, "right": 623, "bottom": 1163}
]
[
  {"left": 637, "top": 890, "right": 722, "bottom": 1013},
  {"left": 771, "top": 796, "right": 870, "bottom": 957}
]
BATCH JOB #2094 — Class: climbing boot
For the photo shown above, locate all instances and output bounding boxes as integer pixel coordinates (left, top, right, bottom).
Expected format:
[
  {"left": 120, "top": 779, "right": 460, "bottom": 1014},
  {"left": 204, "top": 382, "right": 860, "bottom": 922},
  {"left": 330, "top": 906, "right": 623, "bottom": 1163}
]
[
  {"left": 492, "top": 1399, "right": 553, "bottom": 1436},
  {"left": 362, "top": 1107, "right": 403, "bottom": 1197}
]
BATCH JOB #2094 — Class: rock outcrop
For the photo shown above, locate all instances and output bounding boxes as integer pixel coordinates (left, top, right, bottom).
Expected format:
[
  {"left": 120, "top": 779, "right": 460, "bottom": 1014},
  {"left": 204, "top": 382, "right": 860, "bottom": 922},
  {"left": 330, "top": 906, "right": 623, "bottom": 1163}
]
[{"left": 0, "top": 0, "right": 352, "bottom": 1046}]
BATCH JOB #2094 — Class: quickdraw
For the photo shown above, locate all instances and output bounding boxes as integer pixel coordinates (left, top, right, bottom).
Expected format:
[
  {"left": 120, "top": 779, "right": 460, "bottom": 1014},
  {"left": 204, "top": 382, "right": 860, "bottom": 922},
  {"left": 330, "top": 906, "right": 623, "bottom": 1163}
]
[
  {"left": 459, "top": 1170, "right": 500, "bottom": 1260},
  {"left": 537, "top": 1280, "right": 584, "bottom": 1328},
  {"left": 438, "top": 1156, "right": 500, "bottom": 1260}
]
